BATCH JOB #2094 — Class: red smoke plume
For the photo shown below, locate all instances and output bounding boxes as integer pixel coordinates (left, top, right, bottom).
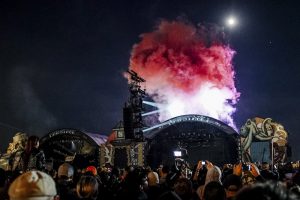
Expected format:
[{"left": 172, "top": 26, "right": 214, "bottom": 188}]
[{"left": 129, "top": 20, "right": 240, "bottom": 128}]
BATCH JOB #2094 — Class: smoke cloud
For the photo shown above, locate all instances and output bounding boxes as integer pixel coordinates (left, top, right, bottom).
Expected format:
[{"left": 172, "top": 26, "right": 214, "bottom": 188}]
[
  {"left": 129, "top": 19, "right": 240, "bottom": 128},
  {"left": 8, "top": 66, "right": 58, "bottom": 134}
]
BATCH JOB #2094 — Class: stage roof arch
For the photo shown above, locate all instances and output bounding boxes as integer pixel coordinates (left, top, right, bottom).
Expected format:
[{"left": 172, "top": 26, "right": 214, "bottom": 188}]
[
  {"left": 40, "top": 129, "right": 107, "bottom": 168},
  {"left": 40, "top": 128, "right": 107, "bottom": 146},
  {"left": 143, "top": 114, "right": 238, "bottom": 139},
  {"left": 143, "top": 115, "right": 239, "bottom": 167}
]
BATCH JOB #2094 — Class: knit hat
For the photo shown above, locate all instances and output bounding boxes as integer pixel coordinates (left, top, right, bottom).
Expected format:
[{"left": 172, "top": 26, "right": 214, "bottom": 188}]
[
  {"left": 86, "top": 166, "right": 97, "bottom": 176},
  {"left": 8, "top": 170, "right": 57, "bottom": 200},
  {"left": 58, "top": 163, "right": 74, "bottom": 178}
]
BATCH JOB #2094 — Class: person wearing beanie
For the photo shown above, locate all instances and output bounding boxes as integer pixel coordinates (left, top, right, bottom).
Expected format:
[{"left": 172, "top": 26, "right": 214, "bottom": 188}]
[
  {"left": 58, "top": 162, "right": 74, "bottom": 180},
  {"left": 85, "top": 166, "right": 98, "bottom": 176},
  {"left": 8, "top": 170, "right": 57, "bottom": 200},
  {"left": 57, "top": 162, "right": 77, "bottom": 199}
]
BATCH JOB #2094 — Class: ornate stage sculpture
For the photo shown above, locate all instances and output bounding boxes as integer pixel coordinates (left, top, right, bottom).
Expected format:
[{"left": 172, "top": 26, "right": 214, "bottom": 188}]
[
  {"left": 240, "top": 117, "right": 288, "bottom": 164},
  {"left": 0, "top": 132, "right": 28, "bottom": 170}
]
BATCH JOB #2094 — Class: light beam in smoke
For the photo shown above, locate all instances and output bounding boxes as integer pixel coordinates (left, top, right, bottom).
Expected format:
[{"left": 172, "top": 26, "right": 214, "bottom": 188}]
[
  {"left": 128, "top": 19, "right": 240, "bottom": 128},
  {"left": 142, "top": 101, "right": 159, "bottom": 107},
  {"left": 142, "top": 110, "right": 162, "bottom": 117}
]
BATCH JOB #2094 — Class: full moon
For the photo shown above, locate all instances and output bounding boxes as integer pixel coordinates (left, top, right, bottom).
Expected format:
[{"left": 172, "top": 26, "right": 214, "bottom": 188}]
[{"left": 226, "top": 16, "right": 237, "bottom": 27}]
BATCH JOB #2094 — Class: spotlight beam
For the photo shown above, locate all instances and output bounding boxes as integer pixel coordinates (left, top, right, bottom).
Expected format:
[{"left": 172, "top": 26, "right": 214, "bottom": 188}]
[
  {"left": 142, "top": 121, "right": 169, "bottom": 133},
  {"left": 142, "top": 101, "right": 160, "bottom": 108},
  {"left": 142, "top": 110, "right": 162, "bottom": 117}
]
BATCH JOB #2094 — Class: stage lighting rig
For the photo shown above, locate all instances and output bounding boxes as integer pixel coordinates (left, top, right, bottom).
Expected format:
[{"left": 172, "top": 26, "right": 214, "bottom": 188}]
[{"left": 123, "top": 70, "right": 146, "bottom": 141}]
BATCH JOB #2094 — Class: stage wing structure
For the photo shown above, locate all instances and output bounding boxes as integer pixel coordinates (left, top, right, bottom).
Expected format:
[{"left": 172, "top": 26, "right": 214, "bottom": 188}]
[{"left": 40, "top": 129, "right": 107, "bottom": 169}]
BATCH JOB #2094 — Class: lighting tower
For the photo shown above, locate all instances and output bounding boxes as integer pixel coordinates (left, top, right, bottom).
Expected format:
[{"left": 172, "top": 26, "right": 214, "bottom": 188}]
[{"left": 123, "top": 70, "right": 146, "bottom": 141}]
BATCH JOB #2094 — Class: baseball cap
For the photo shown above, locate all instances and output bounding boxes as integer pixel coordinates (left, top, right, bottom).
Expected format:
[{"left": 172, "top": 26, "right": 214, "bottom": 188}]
[{"left": 8, "top": 170, "right": 57, "bottom": 200}]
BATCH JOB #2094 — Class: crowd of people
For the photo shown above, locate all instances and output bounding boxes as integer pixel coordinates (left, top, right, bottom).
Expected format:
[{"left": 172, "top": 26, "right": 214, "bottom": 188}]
[{"left": 0, "top": 135, "right": 300, "bottom": 200}]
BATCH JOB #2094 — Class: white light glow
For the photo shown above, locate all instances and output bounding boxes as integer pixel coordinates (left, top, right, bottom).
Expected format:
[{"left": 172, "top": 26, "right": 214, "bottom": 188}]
[
  {"left": 166, "top": 99, "right": 185, "bottom": 117},
  {"left": 156, "top": 83, "right": 237, "bottom": 129},
  {"left": 226, "top": 16, "right": 237, "bottom": 27}
]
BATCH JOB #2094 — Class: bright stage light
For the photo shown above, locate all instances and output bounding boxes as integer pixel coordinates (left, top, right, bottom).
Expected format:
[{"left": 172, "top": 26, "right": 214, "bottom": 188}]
[
  {"left": 226, "top": 16, "right": 237, "bottom": 28},
  {"left": 166, "top": 100, "right": 185, "bottom": 117}
]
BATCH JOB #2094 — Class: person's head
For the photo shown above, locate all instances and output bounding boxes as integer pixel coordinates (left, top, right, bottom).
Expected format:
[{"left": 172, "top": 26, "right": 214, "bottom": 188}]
[
  {"left": 162, "top": 165, "right": 170, "bottom": 174},
  {"left": 148, "top": 171, "right": 159, "bottom": 186},
  {"left": 262, "top": 162, "right": 270, "bottom": 170},
  {"left": 76, "top": 175, "right": 99, "bottom": 200},
  {"left": 111, "top": 167, "right": 120, "bottom": 177},
  {"left": 206, "top": 165, "right": 222, "bottom": 184},
  {"left": 290, "top": 185, "right": 300, "bottom": 197},
  {"left": 8, "top": 170, "right": 57, "bottom": 200},
  {"left": 158, "top": 191, "right": 182, "bottom": 200},
  {"left": 25, "top": 135, "right": 40, "bottom": 153},
  {"left": 235, "top": 180, "right": 298, "bottom": 200},
  {"left": 203, "top": 181, "right": 226, "bottom": 200},
  {"left": 241, "top": 171, "right": 256, "bottom": 186},
  {"left": 195, "top": 164, "right": 208, "bottom": 186},
  {"left": 85, "top": 166, "right": 97, "bottom": 176},
  {"left": 223, "top": 174, "right": 242, "bottom": 199},
  {"left": 123, "top": 166, "right": 147, "bottom": 191},
  {"left": 174, "top": 177, "right": 193, "bottom": 200},
  {"left": 58, "top": 162, "right": 74, "bottom": 181},
  {"left": 145, "top": 166, "right": 152, "bottom": 173}
]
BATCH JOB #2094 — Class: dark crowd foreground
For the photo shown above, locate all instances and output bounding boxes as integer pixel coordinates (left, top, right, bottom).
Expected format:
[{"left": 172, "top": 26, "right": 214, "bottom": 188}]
[
  {"left": 1, "top": 135, "right": 300, "bottom": 200},
  {"left": 1, "top": 158, "right": 300, "bottom": 200}
]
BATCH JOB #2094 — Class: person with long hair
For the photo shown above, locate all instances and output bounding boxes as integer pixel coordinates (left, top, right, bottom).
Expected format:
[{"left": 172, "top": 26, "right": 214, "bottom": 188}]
[
  {"left": 20, "top": 135, "right": 46, "bottom": 172},
  {"left": 76, "top": 175, "right": 99, "bottom": 200}
]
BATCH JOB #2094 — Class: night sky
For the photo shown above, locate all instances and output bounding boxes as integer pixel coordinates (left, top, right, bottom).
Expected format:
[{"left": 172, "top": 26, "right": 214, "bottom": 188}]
[{"left": 0, "top": 0, "right": 299, "bottom": 160}]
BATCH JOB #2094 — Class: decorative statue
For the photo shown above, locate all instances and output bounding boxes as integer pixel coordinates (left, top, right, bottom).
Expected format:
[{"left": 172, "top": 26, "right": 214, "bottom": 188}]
[
  {"left": 9, "top": 132, "right": 28, "bottom": 171},
  {"left": 7, "top": 132, "right": 28, "bottom": 154},
  {"left": 240, "top": 117, "right": 288, "bottom": 163},
  {"left": 0, "top": 132, "right": 28, "bottom": 170}
]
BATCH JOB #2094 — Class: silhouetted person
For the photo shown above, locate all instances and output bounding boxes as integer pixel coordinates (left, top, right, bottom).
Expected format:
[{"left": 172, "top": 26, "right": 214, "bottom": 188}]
[
  {"left": 235, "top": 181, "right": 298, "bottom": 200},
  {"left": 19, "top": 135, "right": 45, "bottom": 172},
  {"left": 260, "top": 162, "right": 279, "bottom": 181},
  {"left": 76, "top": 175, "right": 99, "bottom": 200},
  {"left": 203, "top": 181, "right": 226, "bottom": 200}
]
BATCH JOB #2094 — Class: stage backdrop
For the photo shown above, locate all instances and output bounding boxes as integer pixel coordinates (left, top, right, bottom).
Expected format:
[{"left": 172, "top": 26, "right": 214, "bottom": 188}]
[{"left": 143, "top": 115, "right": 240, "bottom": 168}]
